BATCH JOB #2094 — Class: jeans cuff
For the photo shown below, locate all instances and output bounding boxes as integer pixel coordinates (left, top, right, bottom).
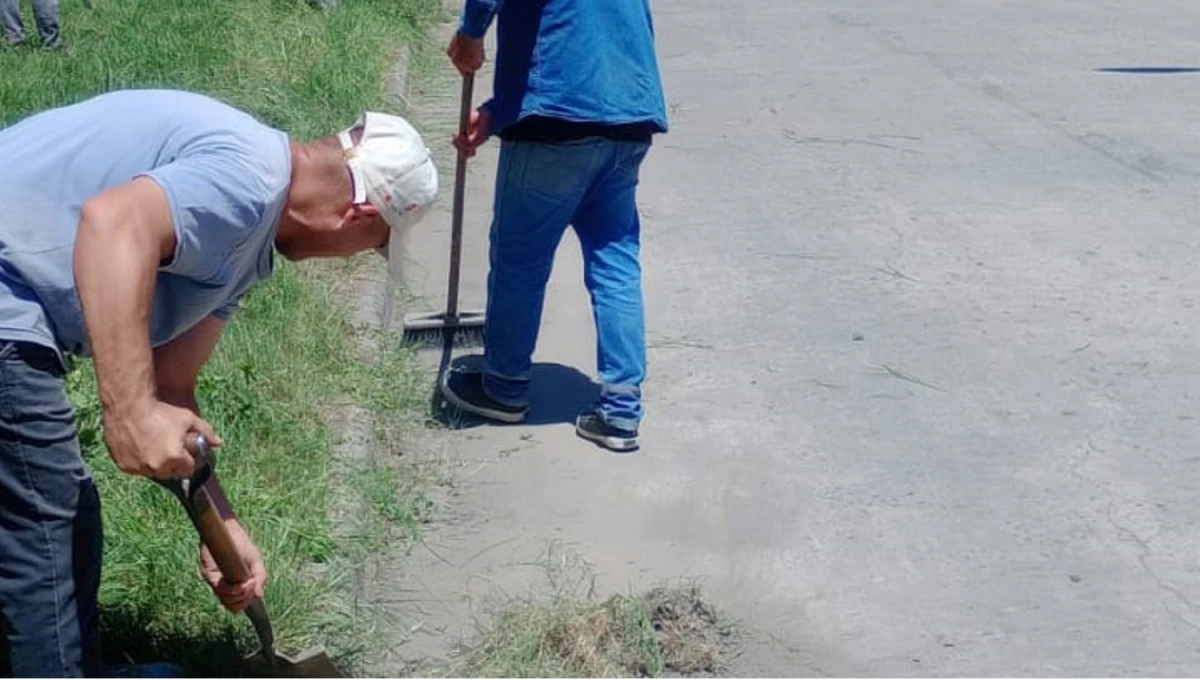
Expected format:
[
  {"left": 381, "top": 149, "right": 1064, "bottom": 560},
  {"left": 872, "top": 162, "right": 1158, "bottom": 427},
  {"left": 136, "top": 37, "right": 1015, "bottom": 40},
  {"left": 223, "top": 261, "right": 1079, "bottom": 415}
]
[
  {"left": 482, "top": 371, "right": 531, "bottom": 408},
  {"left": 601, "top": 383, "right": 641, "bottom": 397},
  {"left": 600, "top": 411, "right": 640, "bottom": 432}
]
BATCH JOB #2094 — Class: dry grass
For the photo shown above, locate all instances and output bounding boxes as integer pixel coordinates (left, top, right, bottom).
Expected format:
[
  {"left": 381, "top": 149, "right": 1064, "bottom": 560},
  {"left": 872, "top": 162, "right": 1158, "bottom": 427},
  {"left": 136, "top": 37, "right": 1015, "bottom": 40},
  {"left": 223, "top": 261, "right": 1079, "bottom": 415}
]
[
  {"left": 642, "top": 585, "right": 729, "bottom": 676},
  {"left": 458, "top": 546, "right": 736, "bottom": 678}
]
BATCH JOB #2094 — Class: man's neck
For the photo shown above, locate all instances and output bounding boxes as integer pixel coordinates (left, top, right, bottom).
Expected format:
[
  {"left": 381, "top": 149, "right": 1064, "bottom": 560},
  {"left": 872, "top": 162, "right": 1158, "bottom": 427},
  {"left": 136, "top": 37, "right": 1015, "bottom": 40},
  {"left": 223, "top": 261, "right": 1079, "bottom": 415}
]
[{"left": 275, "top": 139, "right": 349, "bottom": 256}]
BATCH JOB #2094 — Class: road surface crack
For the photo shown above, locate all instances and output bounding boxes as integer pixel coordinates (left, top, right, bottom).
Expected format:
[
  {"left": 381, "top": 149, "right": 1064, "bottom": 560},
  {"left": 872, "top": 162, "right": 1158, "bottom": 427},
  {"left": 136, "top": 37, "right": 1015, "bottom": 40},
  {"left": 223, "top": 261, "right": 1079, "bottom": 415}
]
[{"left": 1104, "top": 498, "right": 1200, "bottom": 633}]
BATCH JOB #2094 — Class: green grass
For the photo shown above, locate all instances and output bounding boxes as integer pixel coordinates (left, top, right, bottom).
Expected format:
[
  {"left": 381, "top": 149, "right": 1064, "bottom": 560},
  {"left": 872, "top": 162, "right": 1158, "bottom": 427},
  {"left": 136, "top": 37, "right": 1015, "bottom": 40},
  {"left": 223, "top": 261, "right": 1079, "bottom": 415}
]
[
  {"left": 1, "top": 0, "right": 442, "bottom": 136},
  {"left": 69, "top": 264, "right": 434, "bottom": 674},
  {"left": 1, "top": 0, "right": 444, "bottom": 674}
]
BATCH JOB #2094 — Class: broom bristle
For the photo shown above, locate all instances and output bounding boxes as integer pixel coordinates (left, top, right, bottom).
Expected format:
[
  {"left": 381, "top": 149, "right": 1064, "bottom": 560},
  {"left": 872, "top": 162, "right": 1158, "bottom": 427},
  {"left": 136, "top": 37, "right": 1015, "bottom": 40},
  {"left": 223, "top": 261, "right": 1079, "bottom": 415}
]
[{"left": 402, "top": 322, "right": 486, "bottom": 349}]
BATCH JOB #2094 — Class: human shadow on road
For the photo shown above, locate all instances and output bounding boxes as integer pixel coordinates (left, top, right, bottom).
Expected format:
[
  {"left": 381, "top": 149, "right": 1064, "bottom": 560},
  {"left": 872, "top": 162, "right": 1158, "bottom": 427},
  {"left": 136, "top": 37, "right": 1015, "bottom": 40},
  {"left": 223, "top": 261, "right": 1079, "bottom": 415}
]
[
  {"left": 429, "top": 355, "right": 600, "bottom": 429},
  {"left": 1094, "top": 66, "right": 1200, "bottom": 74}
]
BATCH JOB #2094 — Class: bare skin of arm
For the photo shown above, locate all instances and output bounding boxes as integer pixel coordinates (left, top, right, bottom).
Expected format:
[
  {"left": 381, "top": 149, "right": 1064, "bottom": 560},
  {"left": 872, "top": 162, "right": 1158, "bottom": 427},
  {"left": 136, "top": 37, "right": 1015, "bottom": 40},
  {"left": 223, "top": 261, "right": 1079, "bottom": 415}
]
[
  {"left": 154, "top": 314, "right": 268, "bottom": 613},
  {"left": 78, "top": 180, "right": 265, "bottom": 611},
  {"left": 74, "top": 176, "right": 220, "bottom": 479},
  {"left": 153, "top": 314, "right": 268, "bottom": 611}
]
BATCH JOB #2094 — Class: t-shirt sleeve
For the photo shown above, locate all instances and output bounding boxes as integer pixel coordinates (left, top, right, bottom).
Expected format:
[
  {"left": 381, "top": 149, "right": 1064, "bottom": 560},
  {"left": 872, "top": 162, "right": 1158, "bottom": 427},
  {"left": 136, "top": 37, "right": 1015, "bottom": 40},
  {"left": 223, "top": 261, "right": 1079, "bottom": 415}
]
[
  {"left": 139, "top": 146, "right": 276, "bottom": 283},
  {"left": 213, "top": 293, "right": 244, "bottom": 321}
]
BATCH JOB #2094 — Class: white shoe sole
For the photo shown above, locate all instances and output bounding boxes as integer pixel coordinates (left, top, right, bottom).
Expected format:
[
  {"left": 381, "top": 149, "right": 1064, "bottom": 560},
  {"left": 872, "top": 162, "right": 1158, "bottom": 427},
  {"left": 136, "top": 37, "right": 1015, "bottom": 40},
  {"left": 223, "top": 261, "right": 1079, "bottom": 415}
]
[{"left": 575, "top": 424, "right": 639, "bottom": 452}]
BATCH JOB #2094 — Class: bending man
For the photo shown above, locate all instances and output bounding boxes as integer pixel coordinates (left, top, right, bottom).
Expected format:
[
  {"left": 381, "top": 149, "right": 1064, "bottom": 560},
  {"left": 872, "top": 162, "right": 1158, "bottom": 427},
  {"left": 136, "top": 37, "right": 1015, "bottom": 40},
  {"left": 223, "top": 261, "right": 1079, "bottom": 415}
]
[{"left": 0, "top": 88, "right": 436, "bottom": 677}]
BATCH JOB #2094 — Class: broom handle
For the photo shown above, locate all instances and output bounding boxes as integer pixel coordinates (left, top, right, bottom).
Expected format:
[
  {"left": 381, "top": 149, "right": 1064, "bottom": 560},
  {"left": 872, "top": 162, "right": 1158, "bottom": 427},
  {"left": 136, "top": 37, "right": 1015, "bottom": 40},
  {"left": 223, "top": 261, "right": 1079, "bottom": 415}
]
[{"left": 446, "top": 72, "right": 474, "bottom": 320}]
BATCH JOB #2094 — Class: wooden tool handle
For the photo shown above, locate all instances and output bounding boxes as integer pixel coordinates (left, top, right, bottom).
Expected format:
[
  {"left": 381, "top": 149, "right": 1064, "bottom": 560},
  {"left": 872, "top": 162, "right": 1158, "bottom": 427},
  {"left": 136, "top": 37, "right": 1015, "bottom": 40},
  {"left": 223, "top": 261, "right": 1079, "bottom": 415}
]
[
  {"left": 458, "top": 71, "right": 475, "bottom": 137},
  {"left": 445, "top": 71, "right": 474, "bottom": 320},
  {"left": 192, "top": 490, "right": 250, "bottom": 585},
  {"left": 186, "top": 435, "right": 250, "bottom": 585}
]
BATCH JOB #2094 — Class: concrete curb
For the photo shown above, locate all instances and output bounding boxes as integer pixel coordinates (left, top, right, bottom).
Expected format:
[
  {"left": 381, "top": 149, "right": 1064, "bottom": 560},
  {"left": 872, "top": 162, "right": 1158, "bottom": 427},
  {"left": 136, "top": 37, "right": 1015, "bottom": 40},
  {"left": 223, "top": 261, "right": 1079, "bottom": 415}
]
[
  {"left": 333, "top": 6, "right": 469, "bottom": 673},
  {"left": 387, "top": 41, "right": 415, "bottom": 122},
  {"left": 325, "top": 31, "right": 422, "bottom": 677}
]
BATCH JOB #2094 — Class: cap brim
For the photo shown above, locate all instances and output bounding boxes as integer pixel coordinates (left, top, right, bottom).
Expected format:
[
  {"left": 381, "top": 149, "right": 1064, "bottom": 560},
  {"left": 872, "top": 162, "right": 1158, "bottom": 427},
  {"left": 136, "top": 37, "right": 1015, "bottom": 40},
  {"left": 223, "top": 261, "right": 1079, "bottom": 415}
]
[
  {"left": 385, "top": 223, "right": 408, "bottom": 283},
  {"left": 380, "top": 202, "right": 432, "bottom": 284}
]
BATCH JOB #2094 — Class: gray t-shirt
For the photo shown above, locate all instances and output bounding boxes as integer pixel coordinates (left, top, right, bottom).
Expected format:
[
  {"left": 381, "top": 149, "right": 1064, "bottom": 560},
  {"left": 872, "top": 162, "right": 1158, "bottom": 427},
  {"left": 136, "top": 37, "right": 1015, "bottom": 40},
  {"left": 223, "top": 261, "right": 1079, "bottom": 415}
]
[{"left": 0, "top": 88, "right": 291, "bottom": 361}]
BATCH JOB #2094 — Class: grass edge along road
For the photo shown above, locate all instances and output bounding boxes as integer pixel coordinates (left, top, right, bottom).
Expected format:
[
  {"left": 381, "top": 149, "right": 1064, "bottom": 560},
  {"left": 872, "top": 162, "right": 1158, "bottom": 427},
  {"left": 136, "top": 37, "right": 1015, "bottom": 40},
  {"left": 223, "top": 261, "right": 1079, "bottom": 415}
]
[{"left": 1, "top": 0, "right": 442, "bottom": 675}]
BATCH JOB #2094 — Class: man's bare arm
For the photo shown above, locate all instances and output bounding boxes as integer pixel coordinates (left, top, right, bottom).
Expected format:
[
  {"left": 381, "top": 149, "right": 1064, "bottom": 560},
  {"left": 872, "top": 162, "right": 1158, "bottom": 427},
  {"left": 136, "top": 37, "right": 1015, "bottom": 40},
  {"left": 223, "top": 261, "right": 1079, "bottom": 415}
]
[
  {"left": 153, "top": 314, "right": 267, "bottom": 611},
  {"left": 154, "top": 314, "right": 226, "bottom": 410},
  {"left": 76, "top": 177, "right": 172, "bottom": 416},
  {"left": 153, "top": 315, "right": 235, "bottom": 517},
  {"left": 75, "top": 176, "right": 218, "bottom": 478}
]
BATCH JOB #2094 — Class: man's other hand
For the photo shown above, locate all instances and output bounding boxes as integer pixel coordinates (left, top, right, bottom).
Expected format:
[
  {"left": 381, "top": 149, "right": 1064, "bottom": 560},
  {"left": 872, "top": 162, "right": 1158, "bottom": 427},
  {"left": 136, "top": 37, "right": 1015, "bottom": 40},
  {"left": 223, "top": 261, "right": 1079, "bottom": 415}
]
[
  {"left": 453, "top": 107, "right": 493, "bottom": 159},
  {"left": 200, "top": 519, "right": 268, "bottom": 614},
  {"left": 448, "top": 30, "right": 485, "bottom": 75}
]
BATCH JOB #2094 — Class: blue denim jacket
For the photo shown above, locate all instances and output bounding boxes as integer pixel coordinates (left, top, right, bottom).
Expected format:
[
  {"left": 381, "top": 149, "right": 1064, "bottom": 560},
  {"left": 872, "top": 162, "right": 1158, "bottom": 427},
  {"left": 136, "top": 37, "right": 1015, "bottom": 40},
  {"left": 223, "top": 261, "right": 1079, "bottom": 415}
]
[{"left": 460, "top": 0, "right": 669, "bottom": 136}]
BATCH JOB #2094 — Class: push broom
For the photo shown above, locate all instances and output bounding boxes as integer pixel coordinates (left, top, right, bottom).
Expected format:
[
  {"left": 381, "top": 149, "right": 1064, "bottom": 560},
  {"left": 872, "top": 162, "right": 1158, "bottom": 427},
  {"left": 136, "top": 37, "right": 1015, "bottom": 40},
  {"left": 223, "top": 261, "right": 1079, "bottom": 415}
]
[{"left": 401, "top": 72, "right": 486, "bottom": 348}]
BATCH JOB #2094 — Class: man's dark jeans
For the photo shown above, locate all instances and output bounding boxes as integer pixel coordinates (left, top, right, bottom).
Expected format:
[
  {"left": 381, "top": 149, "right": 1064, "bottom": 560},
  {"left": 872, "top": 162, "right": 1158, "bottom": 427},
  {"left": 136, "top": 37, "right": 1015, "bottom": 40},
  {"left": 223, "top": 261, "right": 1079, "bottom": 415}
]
[{"left": 0, "top": 340, "right": 102, "bottom": 677}]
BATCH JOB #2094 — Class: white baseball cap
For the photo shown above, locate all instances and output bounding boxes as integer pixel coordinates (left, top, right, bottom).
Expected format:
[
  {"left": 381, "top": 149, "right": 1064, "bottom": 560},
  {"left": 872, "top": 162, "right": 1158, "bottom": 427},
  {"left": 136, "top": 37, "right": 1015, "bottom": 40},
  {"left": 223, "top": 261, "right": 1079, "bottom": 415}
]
[{"left": 338, "top": 111, "right": 438, "bottom": 279}]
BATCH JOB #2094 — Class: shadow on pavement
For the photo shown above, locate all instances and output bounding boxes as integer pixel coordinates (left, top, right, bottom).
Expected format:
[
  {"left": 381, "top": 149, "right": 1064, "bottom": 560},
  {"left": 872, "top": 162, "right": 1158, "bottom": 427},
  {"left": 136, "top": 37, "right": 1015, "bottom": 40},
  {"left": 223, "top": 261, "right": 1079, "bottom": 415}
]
[
  {"left": 429, "top": 355, "right": 599, "bottom": 429},
  {"left": 1094, "top": 66, "right": 1200, "bottom": 74}
]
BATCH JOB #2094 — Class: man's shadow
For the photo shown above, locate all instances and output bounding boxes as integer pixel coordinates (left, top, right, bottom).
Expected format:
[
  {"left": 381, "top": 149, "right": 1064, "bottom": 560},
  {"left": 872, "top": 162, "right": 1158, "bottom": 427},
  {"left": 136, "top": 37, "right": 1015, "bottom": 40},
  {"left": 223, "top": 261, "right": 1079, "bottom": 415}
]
[{"left": 428, "top": 354, "right": 600, "bottom": 429}]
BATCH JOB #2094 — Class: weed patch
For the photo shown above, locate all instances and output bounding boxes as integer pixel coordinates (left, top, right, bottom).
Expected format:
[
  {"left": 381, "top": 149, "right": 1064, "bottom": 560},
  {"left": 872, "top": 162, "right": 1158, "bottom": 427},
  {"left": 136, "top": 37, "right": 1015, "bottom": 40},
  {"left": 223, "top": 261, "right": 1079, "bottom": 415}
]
[{"left": 458, "top": 546, "right": 737, "bottom": 678}]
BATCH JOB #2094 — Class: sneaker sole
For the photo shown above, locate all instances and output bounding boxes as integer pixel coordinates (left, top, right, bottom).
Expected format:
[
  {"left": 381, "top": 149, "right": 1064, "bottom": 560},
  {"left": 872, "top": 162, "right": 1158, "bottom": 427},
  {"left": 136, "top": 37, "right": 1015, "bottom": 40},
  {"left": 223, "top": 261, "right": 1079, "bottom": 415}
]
[
  {"left": 575, "top": 424, "right": 640, "bottom": 452},
  {"left": 440, "top": 378, "right": 528, "bottom": 424}
]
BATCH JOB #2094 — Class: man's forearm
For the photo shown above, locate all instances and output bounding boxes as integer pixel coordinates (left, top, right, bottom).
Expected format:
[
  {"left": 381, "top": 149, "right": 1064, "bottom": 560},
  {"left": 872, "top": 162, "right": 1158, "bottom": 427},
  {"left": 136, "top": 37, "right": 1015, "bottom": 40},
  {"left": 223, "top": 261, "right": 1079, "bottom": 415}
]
[
  {"left": 75, "top": 207, "right": 161, "bottom": 419},
  {"left": 460, "top": 0, "right": 503, "bottom": 38}
]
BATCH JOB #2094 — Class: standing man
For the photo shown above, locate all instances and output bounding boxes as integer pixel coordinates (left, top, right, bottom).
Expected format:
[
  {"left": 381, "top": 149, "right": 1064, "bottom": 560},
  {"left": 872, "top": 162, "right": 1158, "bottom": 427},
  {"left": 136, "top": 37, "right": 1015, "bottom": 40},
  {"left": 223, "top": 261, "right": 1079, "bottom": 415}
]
[
  {"left": 0, "top": 88, "right": 436, "bottom": 677},
  {"left": 438, "top": 0, "right": 668, "bottom": 452},
  {"left": 1, "top": 0, "right": 62, "bottom": 49}
]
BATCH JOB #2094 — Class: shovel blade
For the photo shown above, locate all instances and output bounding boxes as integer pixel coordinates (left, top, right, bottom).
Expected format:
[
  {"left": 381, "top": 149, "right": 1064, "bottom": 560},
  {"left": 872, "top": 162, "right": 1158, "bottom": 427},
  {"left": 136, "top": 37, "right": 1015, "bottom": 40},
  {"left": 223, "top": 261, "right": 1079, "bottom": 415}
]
[{"left": 243, "top": 646, "right": 341, "bottom": 678}]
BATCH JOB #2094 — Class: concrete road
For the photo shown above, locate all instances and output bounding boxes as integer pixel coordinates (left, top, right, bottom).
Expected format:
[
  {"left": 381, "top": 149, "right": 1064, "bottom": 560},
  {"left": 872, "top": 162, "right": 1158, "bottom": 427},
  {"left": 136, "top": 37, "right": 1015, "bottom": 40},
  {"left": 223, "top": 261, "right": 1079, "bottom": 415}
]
[{"left": 391, "top": 0, "right": 1200, "bottom": 675}]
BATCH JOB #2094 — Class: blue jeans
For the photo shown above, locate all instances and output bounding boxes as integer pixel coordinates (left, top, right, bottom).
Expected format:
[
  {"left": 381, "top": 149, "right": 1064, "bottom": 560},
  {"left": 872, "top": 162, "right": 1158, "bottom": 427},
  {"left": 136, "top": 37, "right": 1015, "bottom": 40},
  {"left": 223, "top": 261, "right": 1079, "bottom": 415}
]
[
  {"left": 0, "top": 0, "right": 61, "bottom": 47},
  {"left": 482, "top": 138, "right": 651, "bottom": 431},
  {"left": 0, "top": 341, "right": 102, "bottom": 677}
]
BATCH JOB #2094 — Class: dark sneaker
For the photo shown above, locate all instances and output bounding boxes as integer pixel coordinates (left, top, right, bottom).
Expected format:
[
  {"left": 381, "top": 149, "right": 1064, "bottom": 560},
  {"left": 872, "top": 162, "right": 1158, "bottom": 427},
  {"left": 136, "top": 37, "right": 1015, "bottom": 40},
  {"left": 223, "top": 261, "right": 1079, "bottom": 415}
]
[
  {"left": 440, "top": 369, "right": 528, "bottom": 423},
  {"left": 575, "top": 410, "right": 639, "bottom": 452}
]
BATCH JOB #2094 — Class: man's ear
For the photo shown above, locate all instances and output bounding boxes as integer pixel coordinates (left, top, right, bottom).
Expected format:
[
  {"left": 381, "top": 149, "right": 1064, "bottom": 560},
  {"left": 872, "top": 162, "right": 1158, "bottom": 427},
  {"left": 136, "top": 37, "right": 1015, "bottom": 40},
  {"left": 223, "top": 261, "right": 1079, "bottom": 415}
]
[{"left": 338, "top": 202, "right": 382, "bottom": 230}]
